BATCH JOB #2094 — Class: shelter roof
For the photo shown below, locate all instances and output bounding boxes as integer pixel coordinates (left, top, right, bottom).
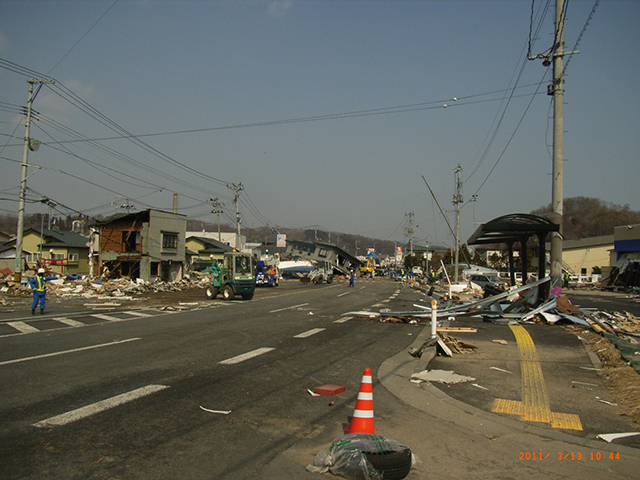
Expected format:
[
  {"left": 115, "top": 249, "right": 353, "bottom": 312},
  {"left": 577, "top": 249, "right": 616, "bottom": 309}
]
[{"left": 467, "top": 213, "right": 559, "bottom": 246}]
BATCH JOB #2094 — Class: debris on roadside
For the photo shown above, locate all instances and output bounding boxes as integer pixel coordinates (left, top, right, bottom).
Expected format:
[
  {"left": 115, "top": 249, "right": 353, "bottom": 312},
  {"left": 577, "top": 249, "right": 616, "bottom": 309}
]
[
  {"left": 0, "top": 271, "right": 209, "bottom": 301},
  {"left": 597, "top": 432, "right": 640, "bottom": 443},
  {"left": 410, "top": 369, "right": 476, "bottom": 385}
]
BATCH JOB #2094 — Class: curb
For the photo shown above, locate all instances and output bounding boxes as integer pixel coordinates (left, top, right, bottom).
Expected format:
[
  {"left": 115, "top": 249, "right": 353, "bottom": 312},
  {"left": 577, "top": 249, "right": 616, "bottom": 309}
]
[{"left": 378, "top": 323, "right": 640, "bottom": 458}]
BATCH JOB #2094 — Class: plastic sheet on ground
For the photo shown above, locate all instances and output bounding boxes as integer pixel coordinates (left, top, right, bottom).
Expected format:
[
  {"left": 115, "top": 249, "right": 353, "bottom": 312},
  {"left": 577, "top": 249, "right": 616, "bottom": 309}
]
[{"left": 307, "top": 433, "right": 416, "bottom": 480}]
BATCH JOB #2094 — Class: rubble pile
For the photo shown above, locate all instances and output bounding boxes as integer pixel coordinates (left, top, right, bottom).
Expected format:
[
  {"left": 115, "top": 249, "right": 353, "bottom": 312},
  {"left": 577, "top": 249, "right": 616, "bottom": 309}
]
[{"left": 0, "top": 272, "right": 209, "bottom": 301}]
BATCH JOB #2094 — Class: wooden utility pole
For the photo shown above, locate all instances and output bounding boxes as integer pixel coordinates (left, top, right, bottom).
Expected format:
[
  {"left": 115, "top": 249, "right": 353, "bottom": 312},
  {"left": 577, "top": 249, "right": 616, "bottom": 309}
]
[{"left": 15, "top": 77, "right": 54, "bottom": 280}]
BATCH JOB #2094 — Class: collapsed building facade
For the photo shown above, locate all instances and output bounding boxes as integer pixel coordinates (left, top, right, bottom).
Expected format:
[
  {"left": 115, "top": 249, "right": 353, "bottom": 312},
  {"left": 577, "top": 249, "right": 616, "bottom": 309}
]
[
  {"left": 282, "top": 239, "right": 362, "bottom": 276},
  {"left": 92, "top": 209, "right": 187, "bottom": 283}
]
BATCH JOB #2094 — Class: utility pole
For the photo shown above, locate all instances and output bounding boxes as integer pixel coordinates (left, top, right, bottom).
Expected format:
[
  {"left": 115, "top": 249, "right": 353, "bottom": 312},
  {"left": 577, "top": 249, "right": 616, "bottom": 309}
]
[
  {"left": 227, "top": 183, "right": 243, "bottom": 249},
  {"left": 209, "top": 197, "right": 224, "bottom": 242},
  {"left": 453, "top": 164, "right": 463, "bottom": 284},
  {"left": 550, "top": 0, "right": 567, "bottom": 285},
  {"left": 528, "top": 0, "right": 577, "bottom": 284},
  {"left": 15, "top": 77, "right": 54, "bottom": 280},
  {"left": 470, "top": 194, "right": 479, "bottom": 230},
  {"left": 405, "top": 212, "right": 414, "bottom": 256}
]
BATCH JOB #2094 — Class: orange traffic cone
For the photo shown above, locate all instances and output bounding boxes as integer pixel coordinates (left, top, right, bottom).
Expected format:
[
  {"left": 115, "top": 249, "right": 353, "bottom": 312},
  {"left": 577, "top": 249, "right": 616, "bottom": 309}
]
[{"left": 348, "top": 367, "right": 375, "bottom": 434}]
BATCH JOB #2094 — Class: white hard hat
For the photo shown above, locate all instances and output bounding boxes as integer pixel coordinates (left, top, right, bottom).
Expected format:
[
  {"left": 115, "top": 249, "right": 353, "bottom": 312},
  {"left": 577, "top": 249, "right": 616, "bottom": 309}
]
[{"left": 37, "top": 268, "right": 45, "bottom": 274}]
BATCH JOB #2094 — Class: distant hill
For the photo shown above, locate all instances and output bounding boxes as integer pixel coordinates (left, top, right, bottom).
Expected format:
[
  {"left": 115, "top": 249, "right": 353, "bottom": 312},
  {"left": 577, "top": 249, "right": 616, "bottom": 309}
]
[{"left": 531, "top": 197, "right": 640, "bottom": 238}]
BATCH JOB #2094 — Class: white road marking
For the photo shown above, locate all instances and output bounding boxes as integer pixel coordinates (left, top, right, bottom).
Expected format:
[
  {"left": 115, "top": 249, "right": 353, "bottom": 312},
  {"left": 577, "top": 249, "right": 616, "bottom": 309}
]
[
  {"left": 53, "top": 317, "right": 85, "bottom": 328},
  {"left": 219, "top": 347, "right": 275, "bottom": 365},
  {"left": 334, "top": 316, "right": 352, "bottom": 323},
  {"left": 6, "top": 321, "right": 40, "bottom": 334},
  {"left": 294, "top": 328, "right": 326, "bottom": 338},
  {"left": 268, "top": 303, "right": 309, "bottom": 313},
  {"left": 91, "top": 313, "right": 124, "bottom": 322},
  {"left": 124, "top": 311, "right": 153, "bottom": 317},
  {"left": 337, "top": 292, "right": 350, "bottom": 297},
  {"left": 0, "top": 338, "right": 141, "bottom": 367},
  {"left": 33, "top": 384, "right": 169, "bottom": 428}
]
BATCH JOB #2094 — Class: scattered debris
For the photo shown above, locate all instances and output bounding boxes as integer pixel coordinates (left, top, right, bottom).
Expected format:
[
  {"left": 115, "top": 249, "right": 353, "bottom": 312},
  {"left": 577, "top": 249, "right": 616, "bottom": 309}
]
[
  {"left": 411, "top": 369, "right": 476, "bottom": 385},
  {"left": 314, "top": 384, "right": 346, "bottom": 396},
  {"left": 597, "top": 432, "right": 640, "bottom": 443},
  {"left": 572, "top": 384, "right": 593, "bottom": 391},
  {"left": 199, "top": 406, "right": 231, "bottom": 414},
  {"left": 596, "top": 397, "right": 617, "bottom": 406},
  {"left": 572, "top": 381, "right": 598, "bottom": 387},
  {"left": 437, "top": 327, "right": 477, "bottom": 333},
  {"left": 440, "top": 334, "right": 477, "bottom": 354},
  {"left": 492, "top": 340, "right": 508, "bottom": 345},
  {"left": 307, "top": 389, "right": 321, "bottom": 397},
  {"left": 472, "top": 384, "right": 489, "bottom": 390},
  {"left": 490, "top": 367, "right": 512, "bottom": 374}
]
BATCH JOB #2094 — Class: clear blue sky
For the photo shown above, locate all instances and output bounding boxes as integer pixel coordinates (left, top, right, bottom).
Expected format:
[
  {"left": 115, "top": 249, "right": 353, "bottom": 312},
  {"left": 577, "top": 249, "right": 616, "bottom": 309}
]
[{"left": 1, "top": 0, "right": 638, "bottom": 248}]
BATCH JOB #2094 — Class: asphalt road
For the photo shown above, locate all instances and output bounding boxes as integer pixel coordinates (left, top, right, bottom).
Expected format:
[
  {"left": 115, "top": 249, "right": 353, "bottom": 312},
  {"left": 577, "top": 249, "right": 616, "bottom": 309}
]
[{"left": 0, "top": 278, "right": 419, "bottom": 479}]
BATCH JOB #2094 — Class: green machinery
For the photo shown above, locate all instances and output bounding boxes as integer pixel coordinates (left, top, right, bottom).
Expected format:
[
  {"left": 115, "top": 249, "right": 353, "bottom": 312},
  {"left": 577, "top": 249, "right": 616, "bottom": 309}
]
[{"left": 205, "top": 251, "right": 256, "bottom": 300}]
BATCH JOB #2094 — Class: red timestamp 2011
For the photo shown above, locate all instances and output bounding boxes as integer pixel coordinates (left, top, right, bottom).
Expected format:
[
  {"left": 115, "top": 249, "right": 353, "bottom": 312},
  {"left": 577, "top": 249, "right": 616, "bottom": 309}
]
[{"left": 519, "top": 452, "right": 621, "bottom": 460}]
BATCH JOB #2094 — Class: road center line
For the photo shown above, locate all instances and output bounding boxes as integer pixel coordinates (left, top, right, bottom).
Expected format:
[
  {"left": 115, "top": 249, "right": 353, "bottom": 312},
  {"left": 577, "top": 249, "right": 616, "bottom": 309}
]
[
  {"left": 269, "top": 303, "right": 309, "bottom": 313},
  {"left": 294, "top": 328, "right": 326, "bottom": 338},
  {"left": 0, "top": 338, "right": 141, "bottom": 367},
  {"left": 334, "top": 316, "right": 352, "bottom": 323},
  {"left": 33, "top": 384, "right": 169, "bottom": 428},
  {"left": 337, "top": 292, "right": 350, "bottom": 297},
  {"left": 219, "top": 347, "right": 275, "bottom": 365}
]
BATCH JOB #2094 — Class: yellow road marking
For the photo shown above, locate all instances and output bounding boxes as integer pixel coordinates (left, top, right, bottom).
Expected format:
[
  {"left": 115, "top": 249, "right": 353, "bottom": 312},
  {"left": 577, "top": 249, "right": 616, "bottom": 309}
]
[{"left": 492, "top": 324, "right": 582, "bottom": 431}]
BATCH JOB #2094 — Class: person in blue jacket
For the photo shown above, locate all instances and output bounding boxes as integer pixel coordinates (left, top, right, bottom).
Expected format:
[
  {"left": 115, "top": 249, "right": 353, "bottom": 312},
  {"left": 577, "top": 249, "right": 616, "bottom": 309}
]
[
  {"left": 349, "top": 269, "right": 355, "bottom": 287},
  {"left": 29, "top": 268, "right": 57, "bottom": 315}
]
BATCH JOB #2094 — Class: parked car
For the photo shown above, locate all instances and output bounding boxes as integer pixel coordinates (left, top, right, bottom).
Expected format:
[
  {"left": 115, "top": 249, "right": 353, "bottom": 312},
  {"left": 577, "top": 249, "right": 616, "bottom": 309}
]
[{"left": 469, "top": 274, "right": 505, "bottom": 290}]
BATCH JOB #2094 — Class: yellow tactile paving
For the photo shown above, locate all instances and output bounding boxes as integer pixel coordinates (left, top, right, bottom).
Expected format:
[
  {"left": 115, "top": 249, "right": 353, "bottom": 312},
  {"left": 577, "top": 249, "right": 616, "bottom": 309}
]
[{"left": 492, "top": 324, "right": 583, "bottom": 431}]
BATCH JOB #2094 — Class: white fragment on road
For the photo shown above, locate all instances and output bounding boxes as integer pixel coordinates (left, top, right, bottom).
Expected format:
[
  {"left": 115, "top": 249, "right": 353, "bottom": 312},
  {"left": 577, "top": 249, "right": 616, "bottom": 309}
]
[
  {"left": 307, "top": 389, "right": 320, "bottom": 397},
  {"left": 33, "top": 385, "right": 169, "bottom": 428},
  {"left": 199, "top": 406, "right": 231, "bottom": 414},
  {"left": 472, "top": 384, "right": 489, "bottom": 390},
  {"left": 490, "top": 367, "right": 513, "bottom": 374},
  {"left": 597, "top": 432, "right": 640, "bottom": 443}
]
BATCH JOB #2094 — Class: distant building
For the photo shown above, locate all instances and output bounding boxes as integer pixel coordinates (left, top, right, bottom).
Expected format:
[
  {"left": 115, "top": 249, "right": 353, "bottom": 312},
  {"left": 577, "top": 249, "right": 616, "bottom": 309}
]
[
  {"left": 1, "top": 227, "right": 90, "bottom": 275},
  {"left": 562, "top": 234, "right": 614, "bottom": 280}
]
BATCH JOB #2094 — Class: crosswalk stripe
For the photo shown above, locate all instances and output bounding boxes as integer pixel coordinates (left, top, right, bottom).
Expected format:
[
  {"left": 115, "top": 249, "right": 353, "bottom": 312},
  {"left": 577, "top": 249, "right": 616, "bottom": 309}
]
[
  {"left": 53, "top": 317, "right": 85, "bottom": 327},
  {"left": 7, "top": 321, "right": 40, "bottom": 334},
  {"left": 91, "top": 313, "right": 123, "bottom": 322},
  {"left": 124, "top": 311, "right": 153, "bottom": 317}
]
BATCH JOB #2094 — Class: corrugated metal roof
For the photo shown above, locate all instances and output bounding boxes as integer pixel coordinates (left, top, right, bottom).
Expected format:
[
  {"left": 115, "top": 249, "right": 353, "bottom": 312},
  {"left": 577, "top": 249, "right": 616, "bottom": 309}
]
[{"left": 563, "top": 235, "right": 614, "bottom": 250}]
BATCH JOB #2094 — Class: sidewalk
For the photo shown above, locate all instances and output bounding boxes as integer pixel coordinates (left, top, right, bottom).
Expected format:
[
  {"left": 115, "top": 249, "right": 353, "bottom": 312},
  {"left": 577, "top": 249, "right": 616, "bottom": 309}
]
[{"left": 260, "top": 320, "right": 640, "bottom": 479}]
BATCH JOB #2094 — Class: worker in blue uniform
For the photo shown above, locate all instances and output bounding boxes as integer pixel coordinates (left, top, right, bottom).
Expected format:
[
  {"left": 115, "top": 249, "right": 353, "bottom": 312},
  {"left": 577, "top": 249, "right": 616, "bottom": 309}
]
[{"left": 29, "top": 268, "right": 57, "bottom": 315}]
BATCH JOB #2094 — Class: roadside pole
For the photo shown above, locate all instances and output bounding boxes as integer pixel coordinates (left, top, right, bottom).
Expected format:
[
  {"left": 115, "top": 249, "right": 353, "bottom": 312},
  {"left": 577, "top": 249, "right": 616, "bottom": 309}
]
[
  {"left": 431, "top": 300, "right": 437, "bottom": 339},
  {"left": 15, "top": 77, "right": 54, "bottom": 281}
]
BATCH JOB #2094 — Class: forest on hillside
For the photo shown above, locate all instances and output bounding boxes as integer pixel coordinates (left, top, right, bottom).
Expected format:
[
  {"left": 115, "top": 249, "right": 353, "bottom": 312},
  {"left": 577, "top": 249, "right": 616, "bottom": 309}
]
[{"left": 530, "top": 197, "right": 640, "bottom": 238}]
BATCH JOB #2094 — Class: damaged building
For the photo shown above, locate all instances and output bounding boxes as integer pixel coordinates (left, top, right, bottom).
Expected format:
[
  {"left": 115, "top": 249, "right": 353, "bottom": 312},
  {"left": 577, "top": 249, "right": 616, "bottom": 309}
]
[
  {"left": 93, "top": 209, "right": 186, "bottom": 282},
  {"left": 282, "top": 239, "right": 362, "bottom": 276}
]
